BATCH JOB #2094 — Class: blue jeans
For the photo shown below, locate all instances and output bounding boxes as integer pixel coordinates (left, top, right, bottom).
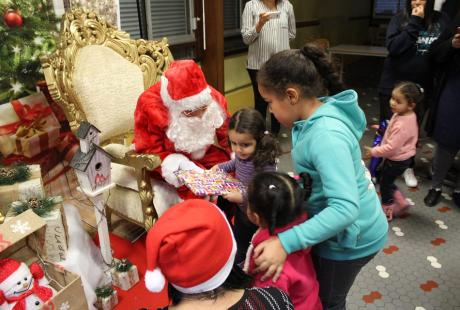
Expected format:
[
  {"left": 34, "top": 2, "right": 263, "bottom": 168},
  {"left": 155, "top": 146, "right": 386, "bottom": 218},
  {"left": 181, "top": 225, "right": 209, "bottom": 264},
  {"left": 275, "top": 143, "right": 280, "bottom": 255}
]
[{"left": 312, "top": 252, "right": 377, "bottom": 310}]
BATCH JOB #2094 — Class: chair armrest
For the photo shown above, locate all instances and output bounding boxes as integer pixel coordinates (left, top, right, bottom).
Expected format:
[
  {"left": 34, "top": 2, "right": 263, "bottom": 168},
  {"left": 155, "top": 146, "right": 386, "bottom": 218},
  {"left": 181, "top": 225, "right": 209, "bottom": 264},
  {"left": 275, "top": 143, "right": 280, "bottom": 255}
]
[
  {"left": 113, "top": 150, "right": 161, "bottom": 171},
  {"left": 103, "top": 143, "right": 161, "bottom": 171}
]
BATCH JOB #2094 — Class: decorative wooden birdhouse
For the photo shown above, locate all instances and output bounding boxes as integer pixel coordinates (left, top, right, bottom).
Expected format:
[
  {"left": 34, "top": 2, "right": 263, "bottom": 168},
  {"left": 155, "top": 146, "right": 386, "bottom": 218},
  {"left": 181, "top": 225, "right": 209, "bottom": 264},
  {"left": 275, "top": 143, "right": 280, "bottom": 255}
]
[
  {"left": 76, "top": 121, "right": 101, "bottom": 153},
  {"left": 70, "top": 144, "right": 112, "bottom": 192}
]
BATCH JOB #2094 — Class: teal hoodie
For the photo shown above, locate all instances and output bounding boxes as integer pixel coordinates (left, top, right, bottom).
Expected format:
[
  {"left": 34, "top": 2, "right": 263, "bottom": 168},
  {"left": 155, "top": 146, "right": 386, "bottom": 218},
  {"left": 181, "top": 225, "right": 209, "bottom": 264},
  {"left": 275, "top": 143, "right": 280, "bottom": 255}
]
[{"left": 278, "top": 90, "right": 388, "bottom": 260}]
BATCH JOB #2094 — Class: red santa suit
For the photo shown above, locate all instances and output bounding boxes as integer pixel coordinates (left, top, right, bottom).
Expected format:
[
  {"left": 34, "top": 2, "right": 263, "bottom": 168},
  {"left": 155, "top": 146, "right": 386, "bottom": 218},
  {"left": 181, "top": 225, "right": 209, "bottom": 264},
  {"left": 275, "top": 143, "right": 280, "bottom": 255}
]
[{"left": 134, "top": 60, "right": 231, "bottom": 199}]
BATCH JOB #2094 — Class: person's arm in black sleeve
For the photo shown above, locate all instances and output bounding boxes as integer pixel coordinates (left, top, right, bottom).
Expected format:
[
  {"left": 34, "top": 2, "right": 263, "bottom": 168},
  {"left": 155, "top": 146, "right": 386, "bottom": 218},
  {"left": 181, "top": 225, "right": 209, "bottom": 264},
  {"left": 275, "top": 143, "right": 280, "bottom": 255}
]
[{"left": 386, "top": 14, "right": 424, "bottom": 56}]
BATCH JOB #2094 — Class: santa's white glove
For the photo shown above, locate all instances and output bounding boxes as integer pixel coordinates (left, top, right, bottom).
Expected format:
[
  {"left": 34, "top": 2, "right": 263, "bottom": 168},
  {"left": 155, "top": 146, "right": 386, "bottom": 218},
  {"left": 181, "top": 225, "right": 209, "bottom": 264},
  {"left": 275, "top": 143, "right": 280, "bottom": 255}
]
[{"left": 161, "top": 153, "right": 204, "bottom": 188}]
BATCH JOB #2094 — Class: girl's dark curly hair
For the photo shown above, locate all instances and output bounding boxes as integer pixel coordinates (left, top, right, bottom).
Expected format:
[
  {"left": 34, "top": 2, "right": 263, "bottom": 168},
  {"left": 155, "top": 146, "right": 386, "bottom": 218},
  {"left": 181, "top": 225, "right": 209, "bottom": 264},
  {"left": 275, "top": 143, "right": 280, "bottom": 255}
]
[{"left": 229, "top": 108, "right": 281, "bottom": 170}]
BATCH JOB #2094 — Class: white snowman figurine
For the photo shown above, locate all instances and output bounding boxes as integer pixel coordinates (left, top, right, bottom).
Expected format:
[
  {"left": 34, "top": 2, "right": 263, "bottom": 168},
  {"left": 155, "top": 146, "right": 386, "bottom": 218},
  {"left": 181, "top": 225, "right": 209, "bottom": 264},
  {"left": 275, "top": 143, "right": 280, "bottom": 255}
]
[{"left": 0, "top": 258, "right": 56, "bottom": 310}]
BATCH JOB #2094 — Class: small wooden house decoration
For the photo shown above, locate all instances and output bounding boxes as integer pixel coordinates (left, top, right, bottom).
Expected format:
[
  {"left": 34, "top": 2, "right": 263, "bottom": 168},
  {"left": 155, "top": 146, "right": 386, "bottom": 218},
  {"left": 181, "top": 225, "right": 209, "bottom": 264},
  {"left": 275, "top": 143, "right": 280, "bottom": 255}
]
[
  {"left": 76, "top": 121, "right": 101, "bottom": 153},
  {"left": 70, "top": 122, "right": 112, "bottom": 192}
]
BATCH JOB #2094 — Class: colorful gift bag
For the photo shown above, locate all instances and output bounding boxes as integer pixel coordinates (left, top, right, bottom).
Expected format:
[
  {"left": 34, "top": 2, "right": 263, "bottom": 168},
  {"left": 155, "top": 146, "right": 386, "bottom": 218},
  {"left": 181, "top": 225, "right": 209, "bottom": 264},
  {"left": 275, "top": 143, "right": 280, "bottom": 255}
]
[{"left": 175, "top": 169, "right": 245, "bottom": 196}]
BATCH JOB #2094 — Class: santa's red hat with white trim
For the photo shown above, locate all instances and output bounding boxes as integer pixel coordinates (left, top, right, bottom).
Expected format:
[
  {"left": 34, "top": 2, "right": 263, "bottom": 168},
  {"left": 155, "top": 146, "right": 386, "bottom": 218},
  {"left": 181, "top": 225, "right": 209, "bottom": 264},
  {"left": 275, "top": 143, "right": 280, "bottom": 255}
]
[
  {"left": 160, "top": 60, "right": 213, "bottom": 112},
  {"left": 144, "top": 199, "right": 236, "bottom": 293}
]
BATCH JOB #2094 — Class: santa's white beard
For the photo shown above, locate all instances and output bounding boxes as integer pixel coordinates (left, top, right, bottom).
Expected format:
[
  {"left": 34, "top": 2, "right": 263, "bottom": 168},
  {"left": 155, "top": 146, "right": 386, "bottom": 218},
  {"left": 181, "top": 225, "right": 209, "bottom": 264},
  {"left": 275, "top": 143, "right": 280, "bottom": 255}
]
[{"left": 166, "top": 100, "right": 225, "bottom": 160}]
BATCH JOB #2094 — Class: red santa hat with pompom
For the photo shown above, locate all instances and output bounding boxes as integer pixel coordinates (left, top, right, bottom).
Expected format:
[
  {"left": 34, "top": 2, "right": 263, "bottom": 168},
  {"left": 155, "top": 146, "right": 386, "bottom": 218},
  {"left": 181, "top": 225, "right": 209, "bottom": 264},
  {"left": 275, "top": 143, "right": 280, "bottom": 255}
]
[
  {"left": 160, "top": 60, "right": 213, "bottom": 113},
  {"left": 0, "top": 259, "right": 31, "bottom": 293},
  {"left": 144, "top": 199, "right": 236, "bottom": 293}
]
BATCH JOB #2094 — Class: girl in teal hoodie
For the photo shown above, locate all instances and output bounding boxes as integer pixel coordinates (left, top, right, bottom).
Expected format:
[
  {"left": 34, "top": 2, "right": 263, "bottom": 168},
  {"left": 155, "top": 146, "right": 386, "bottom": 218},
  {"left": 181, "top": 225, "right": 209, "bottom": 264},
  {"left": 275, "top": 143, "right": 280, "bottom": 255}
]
[{"left": 252, "top": 44, "right": 389, "bottom": 310}]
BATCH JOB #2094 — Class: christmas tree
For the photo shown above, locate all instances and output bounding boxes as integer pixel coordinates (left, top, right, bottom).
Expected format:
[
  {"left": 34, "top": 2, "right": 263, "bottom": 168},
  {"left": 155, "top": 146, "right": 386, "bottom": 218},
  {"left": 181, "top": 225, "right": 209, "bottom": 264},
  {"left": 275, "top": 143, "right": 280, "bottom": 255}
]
[{"left": 0, "top": 0, "right": 58, "bottom": 102}]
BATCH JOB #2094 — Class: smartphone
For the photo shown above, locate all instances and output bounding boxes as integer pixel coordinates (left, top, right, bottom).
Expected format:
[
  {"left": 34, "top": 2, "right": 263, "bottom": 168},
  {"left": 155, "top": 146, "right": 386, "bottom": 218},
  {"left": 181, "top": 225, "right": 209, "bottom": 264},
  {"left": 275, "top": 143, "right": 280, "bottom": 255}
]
[{"left": 267, "top": 11, "right": 281, "bottom": 19}]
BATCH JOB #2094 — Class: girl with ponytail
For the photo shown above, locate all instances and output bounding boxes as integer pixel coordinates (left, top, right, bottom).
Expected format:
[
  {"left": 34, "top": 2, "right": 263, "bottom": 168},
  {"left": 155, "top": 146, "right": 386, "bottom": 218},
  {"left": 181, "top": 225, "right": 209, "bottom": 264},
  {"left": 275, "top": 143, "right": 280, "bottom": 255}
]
[
  {"left": 244, "top": 171, "right": 322, "bottom": 310},
  {"left": 214, "top": 108, "right": 281, "bottom": 264},
  {"left": 253, "top": 44, "right": 389, "bottom": 310}
]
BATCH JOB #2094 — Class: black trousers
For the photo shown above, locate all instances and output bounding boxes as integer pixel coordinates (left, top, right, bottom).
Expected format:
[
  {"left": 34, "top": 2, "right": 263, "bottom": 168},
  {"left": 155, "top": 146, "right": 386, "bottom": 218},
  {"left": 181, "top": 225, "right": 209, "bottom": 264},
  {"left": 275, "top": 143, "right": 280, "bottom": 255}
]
[
  {"left": 380, "top": 158, "right": 412, "bottom": 205},
  {"left": 432, "top": 143, "right": 460, "bottom": 190},
  {"left": 312, "top": 252, "right": 377, "bottom": 310},
  {"left": 233, "top": 207, "right": 258, "bottom": 265},
  {"left": 247, "top": 69, "right": 280, "bottom": 134}
]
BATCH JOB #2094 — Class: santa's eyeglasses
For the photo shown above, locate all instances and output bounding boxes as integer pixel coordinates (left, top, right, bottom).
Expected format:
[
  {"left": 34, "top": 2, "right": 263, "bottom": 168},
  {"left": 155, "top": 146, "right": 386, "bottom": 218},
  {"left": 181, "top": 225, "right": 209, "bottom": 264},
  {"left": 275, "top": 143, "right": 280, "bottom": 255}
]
[{"left": 181, "top": 105, "right": 208, "bottom": 118}]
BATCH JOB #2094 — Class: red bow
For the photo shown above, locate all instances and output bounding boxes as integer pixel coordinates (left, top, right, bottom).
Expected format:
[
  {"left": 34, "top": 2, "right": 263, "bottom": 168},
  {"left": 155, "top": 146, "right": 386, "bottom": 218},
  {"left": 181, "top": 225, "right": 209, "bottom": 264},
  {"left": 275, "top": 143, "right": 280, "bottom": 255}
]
[
  {"left": 0, "top": 100, "right": 52, "bottom": 135},
  {"left": 5, "top": 278, "right": 53, "bottom": 310}
]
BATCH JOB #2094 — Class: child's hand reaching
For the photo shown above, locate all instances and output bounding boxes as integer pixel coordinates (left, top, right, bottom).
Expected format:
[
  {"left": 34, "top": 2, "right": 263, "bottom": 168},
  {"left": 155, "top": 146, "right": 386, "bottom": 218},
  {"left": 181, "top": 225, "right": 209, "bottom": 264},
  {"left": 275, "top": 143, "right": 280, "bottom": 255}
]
[
  {"left": 363, "top": 146, "right": 373, "bottom": 160},
  {"left": 222, "top": 190, "right": 243, "bottom": 204}
]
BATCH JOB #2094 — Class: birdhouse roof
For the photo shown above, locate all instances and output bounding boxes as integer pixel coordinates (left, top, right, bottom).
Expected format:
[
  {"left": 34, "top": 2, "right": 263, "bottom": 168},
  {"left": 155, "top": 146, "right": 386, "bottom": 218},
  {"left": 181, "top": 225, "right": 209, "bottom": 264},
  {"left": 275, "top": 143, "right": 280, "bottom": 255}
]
[
  {"left": 70, "top": 144, "right": 112, "bottom": 172},
  {"left": 76, "top": 121, "right": 101, "bottom": 139}
]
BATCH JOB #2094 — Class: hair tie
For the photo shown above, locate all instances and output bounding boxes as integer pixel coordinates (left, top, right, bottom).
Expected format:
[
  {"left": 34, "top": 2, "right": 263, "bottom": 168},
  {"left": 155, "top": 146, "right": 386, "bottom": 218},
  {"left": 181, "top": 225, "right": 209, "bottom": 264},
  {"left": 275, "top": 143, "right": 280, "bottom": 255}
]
[
  {"left": 268, "top": 184, "right": 277, "bottom": 190},
  {"left": 415, "top": 83, "right": 424, "bottom": 94},
  {"left": 264, "top": 131, "right": 269, "bottom": 135}
]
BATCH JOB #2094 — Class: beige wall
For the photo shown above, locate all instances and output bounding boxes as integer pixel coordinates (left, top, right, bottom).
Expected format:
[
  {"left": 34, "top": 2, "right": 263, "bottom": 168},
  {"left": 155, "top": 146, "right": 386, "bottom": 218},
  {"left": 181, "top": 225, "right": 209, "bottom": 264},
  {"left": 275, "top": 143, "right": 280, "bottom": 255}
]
[{"left": 224, "top": 0, "right": 372, "bottom": 112}]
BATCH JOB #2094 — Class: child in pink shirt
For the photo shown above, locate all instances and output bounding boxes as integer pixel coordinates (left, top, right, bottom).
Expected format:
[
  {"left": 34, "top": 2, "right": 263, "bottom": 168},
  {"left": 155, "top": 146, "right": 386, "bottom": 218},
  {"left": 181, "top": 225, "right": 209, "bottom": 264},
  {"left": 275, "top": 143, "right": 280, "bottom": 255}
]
[
  {"left": 244, "top": 172, "right": 322, "bottom": 310},
  {"left": 366, "top": 81, "right": 422, "bottom": 221}
]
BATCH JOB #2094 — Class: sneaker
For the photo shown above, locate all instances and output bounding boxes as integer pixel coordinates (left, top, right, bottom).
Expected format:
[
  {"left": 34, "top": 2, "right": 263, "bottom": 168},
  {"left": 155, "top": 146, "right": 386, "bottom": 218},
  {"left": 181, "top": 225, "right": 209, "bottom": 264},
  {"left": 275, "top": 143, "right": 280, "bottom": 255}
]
[
  {"left": 392, "top": 190, "right": 411, "bottom": 216},
  {"left": 424, "top": 188, "right": 442, "bottom": 207},
  {"left": 403, "top": 168, "right": 418, "bottom": 187},
  {"left": 453, "top": 191, "right": 460, "bottom": 207}
]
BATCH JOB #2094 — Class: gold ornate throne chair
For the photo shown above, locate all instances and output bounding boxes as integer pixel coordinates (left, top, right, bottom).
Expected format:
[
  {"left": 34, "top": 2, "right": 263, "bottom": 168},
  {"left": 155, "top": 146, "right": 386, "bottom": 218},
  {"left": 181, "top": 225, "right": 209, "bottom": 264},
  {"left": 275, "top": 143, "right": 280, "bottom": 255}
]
[{"left": 40, "top": 9, "right": 179, "bottom": 230}]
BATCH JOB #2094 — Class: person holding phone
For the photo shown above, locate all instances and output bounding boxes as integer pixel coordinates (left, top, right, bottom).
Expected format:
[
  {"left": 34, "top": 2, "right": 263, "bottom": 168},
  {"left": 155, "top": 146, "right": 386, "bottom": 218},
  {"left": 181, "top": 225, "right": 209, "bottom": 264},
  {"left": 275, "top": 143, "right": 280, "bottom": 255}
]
[
  {"left": 424, "top": 12, "right": 460, "bottom": 207},
  {"left": 241, "top": 0, "right": 296, "bottom": 135},
  {"left": 376, "top": 0, "right": 450, "bottom": 188}
]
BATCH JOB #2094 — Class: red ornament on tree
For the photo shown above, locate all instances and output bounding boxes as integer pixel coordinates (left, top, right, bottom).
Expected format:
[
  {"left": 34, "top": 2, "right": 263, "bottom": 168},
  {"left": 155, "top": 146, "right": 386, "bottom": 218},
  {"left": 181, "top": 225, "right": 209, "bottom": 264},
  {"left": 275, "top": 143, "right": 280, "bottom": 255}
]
[{"left": 3, "top": 10, "right": 23, "bottom": 28}]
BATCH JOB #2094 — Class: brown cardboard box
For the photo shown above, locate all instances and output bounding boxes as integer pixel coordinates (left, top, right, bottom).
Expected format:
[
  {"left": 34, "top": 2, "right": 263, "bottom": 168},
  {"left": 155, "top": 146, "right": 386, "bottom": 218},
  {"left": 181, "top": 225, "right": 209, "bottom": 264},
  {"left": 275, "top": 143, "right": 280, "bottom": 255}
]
[
  {"left": 7, "top": 198, "right": 69, "bottom": 262},
  {"left": 0, "top": 210, "right": 88, "bottom": 309},
  {"left": 0, "top": 165, "right": 44, "bottom": 214}
]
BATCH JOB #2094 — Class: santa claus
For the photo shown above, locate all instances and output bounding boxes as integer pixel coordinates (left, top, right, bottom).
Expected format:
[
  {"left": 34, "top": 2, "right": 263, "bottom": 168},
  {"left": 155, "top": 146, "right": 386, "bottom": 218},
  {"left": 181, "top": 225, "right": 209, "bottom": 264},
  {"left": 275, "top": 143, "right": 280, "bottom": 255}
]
[{"left": 134, "top": 60, "right": 231, "bottom": 199}]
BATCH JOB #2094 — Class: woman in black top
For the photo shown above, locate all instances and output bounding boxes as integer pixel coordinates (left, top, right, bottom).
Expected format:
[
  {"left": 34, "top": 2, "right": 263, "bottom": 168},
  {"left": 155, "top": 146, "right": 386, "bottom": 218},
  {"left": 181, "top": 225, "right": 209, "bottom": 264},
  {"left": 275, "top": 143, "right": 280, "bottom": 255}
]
[
  {"left": 144, "top": 199, "right": 293, "bottom": 310},
  {"left": 377, "top": 0, "right": 450, "bottom": 187},
  {"left": 424, "top": 11, "right": 460, "bottom": 207},
  {"left": 160, "top": 268, "right": 294, "bottom": 310},
  {"left": 378, "top": 0, "right": 450, "bottom": 121}
]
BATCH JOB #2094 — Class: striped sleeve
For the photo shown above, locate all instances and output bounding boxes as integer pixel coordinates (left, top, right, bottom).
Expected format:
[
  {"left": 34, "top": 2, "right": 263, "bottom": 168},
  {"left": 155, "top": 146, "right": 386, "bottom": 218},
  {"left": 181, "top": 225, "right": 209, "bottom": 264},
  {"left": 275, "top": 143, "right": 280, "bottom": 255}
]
[
  {"left": 218, "top": 159, "right": 236, "bottom": 173},
  {"left": 241, "top": 2, "right": 259, "bottom": 45},
  {"left": 288, "top": 2, "right": 296, "bottom": 41}
]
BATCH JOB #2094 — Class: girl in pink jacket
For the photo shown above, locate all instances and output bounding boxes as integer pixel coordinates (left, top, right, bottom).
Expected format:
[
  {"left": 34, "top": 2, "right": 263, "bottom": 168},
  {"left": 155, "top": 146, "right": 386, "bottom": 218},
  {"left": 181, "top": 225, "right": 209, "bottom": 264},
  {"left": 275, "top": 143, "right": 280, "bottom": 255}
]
[
  {"left": 244, "top": 171, "right": 322, "bottom": 310},
  {"left": 365, "top": 81, "right": 423, "bottom": 221}
]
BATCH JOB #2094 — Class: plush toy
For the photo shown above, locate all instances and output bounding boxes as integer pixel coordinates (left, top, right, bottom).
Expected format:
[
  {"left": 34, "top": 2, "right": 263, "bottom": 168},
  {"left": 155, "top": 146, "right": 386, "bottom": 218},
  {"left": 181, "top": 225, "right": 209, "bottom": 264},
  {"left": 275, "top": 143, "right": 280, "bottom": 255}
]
[{"left": 0, "top": 258, "right": 56, "bottom": 310}]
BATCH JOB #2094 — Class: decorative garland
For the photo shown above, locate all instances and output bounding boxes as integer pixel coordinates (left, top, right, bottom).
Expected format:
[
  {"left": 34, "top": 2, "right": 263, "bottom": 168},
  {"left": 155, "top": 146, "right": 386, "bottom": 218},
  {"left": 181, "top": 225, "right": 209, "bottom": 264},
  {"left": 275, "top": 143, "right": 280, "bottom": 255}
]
[
  {"left": 95, "top": 285, "right": 114, "bottom": 298},
  {"left": 0, "top": 164, "right": 30, "bottom": 186},
  {"left": 115, "top": 259, "right": 133, "bottom": 273},
  {"left": 9, "top": 197, "right": 60, "bottom": 217}
]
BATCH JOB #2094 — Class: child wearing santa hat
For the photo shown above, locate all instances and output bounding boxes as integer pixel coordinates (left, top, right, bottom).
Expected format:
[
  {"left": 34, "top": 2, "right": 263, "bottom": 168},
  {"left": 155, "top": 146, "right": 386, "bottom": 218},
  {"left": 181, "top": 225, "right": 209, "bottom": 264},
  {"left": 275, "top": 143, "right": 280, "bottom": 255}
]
[{"left": 144, "top": 199, "right": 294, "bottom": 309}]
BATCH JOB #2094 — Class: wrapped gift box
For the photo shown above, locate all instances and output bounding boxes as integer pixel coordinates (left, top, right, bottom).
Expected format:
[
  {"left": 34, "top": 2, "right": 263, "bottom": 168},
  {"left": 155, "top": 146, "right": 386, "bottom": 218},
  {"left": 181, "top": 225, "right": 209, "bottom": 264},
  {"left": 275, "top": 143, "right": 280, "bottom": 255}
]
[
  {"left": 1, "top": 147, "right": 62, "bottom": 175},
  {"left": 111, "top": 260, "right": 140, "bottom": 291},
  {"left": 95, "top": 286, "right": 119, "bottom": 310},
  {"left": 0, "top": 92, "right": 61, "bottom": 158},
  {"left": 7, "top": 196, "right": 68, "bottom": 262},
  {"left": 0, "top": 165, "right": 44, "bottom": 214},
  {"left": 0, "top": 210, "right": 88, "bottom": 309}
]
